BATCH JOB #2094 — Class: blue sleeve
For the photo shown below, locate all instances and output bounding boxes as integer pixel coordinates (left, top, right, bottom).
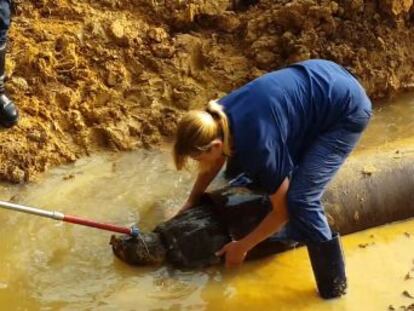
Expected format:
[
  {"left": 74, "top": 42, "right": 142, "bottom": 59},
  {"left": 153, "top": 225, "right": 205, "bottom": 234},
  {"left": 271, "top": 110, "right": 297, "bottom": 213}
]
[{"left": 253, "top": 140, "right": 293, "bottom": 194}]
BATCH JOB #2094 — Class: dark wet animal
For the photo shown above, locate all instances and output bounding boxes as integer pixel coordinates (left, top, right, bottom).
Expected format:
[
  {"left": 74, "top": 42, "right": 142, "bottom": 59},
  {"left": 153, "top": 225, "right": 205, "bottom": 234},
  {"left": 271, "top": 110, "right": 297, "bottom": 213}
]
[{"left": 110, "top": 187, "right": 295, "bottom": 269}]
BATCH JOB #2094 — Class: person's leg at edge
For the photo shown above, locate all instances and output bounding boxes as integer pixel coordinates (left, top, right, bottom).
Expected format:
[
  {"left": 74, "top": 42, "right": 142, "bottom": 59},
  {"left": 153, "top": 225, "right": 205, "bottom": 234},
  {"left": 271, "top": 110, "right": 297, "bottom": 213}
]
[{"left": 0, "top": 0, "right": 18, "bottom": 128}]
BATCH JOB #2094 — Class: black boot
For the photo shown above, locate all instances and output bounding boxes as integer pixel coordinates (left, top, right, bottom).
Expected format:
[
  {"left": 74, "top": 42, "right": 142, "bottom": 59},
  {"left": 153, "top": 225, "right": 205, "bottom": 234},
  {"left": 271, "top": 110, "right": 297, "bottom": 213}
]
[
  {"left": 0, "top": 44, "right": 18, "bottom": 128},
  {"left": 306, "top": 232, "right": 347, "bottom": 299}
]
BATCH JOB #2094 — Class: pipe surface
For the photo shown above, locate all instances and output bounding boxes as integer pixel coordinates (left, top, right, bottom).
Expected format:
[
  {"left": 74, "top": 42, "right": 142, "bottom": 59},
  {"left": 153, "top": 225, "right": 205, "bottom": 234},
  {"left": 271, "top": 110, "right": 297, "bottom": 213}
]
[{"left": 323, "top": 145, "right": 414, "bottom": 234}]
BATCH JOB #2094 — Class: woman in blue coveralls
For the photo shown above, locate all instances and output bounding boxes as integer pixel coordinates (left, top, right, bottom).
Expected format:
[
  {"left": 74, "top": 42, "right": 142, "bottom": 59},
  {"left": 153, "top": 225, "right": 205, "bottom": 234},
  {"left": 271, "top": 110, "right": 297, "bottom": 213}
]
[
  {"left": 173, "top": 59, "right": 372, "bottom": 298},
  {"left": 0, "top": 0, "right": 18, "bottom": 127}
]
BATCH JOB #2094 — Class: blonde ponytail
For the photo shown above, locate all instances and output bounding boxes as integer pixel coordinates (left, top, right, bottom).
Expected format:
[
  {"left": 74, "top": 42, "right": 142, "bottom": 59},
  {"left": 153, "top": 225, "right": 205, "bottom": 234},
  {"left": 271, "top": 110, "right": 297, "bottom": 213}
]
[
  {"left": 205, "top": 100, "right": 232, "bottom": 157},
  {"left": 173, "top": 100, "right": 232, "bottom": 170}
]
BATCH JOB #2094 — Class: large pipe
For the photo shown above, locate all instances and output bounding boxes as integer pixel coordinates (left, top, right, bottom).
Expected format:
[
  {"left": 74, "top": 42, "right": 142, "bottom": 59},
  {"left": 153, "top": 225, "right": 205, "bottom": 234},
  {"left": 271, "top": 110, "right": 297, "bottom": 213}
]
[
  {"left": 209, "top": 143, "right": 414, "bottom": 236},
  {"left": 323, "top": 145, "right": 414, "bottom": 234}
]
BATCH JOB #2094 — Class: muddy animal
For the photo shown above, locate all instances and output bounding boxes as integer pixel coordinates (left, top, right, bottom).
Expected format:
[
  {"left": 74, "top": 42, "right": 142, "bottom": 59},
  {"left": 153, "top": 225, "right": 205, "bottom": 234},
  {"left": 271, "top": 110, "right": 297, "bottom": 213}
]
[{"left": 110, "top": 187, "right": 295, "bottom": 268}]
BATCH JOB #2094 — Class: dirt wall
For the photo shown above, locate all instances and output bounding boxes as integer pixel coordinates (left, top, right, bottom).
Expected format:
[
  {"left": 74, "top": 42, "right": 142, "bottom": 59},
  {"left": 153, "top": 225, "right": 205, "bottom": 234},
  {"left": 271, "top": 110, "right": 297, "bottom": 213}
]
[{"left": 1, "top": 0, "right": 413, "bottom": 182}]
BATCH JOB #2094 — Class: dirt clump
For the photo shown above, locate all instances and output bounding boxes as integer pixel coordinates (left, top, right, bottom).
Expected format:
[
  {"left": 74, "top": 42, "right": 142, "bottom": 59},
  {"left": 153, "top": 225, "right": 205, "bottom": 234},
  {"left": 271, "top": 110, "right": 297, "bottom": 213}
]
[{"left": 1, "top": 0, "right": 413, "bottom": 182}]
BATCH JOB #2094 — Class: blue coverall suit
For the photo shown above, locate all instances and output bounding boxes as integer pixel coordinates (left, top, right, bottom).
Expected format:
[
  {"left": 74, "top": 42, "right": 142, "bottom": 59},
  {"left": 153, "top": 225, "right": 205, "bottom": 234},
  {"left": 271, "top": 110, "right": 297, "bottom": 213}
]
[
  {"left": 219, "top": 59, "right": 372, "bottom": 243},
  {"left": 0, "top": 0, "right": 11, "bottom": 46}
]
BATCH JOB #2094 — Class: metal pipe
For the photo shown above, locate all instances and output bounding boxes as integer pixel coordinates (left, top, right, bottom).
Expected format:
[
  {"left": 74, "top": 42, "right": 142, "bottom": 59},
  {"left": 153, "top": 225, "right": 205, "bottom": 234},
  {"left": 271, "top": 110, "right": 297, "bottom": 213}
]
[{"left": 323, "top": 147, "right": 414, "bottom": 234}]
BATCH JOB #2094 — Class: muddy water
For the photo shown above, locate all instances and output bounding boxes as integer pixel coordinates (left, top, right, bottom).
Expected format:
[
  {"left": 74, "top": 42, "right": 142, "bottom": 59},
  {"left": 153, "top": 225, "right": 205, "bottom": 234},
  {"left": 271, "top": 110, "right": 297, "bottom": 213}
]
[
  {"left": 0, "top": 94, "right": 413, "bottom": 310},
  {"left": 357, "top": 92, "right": 414, "bottom": 151}
]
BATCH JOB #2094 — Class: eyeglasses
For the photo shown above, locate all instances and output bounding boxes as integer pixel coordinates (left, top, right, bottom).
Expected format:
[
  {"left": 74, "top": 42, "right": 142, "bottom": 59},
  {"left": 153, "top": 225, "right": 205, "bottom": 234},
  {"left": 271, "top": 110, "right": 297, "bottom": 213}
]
[
  {"left": 195, "top": 142, "right": 214, "bottom": 152},
  {"left": 188, "top": 142, "right": 214, "bottom": 158}
]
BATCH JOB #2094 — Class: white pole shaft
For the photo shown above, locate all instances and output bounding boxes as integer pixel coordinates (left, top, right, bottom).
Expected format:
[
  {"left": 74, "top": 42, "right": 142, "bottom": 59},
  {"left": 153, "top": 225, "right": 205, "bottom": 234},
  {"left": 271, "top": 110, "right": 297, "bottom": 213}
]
[{"left": 0, "top": 200, "right": 64, "bottom": 220}]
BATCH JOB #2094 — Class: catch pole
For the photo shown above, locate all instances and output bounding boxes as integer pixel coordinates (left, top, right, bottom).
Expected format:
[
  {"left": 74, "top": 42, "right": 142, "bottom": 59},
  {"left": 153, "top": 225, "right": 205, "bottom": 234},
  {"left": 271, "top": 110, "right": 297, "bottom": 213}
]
[{"left": 0, "top": 200, "right": 140, "bottom": 237}]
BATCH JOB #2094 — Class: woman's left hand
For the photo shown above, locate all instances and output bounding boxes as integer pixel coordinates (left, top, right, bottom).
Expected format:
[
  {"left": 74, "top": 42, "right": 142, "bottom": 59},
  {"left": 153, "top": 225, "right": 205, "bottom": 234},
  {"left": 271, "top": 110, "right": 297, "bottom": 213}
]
[{"left": 215, "top": 240, "right": 250, "bottom": 268}]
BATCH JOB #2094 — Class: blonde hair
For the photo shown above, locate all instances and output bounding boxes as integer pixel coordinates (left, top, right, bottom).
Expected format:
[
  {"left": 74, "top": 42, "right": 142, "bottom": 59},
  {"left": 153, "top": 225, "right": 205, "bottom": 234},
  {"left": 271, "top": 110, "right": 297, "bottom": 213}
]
[{"left": 173, "top": 100, "right": 232, "bottom": 170}]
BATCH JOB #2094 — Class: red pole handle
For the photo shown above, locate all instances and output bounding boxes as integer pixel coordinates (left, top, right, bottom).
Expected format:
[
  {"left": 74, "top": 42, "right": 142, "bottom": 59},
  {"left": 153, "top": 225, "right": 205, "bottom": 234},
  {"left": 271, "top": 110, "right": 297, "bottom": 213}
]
[{"left": 63, "top": 214, "right": 134, "bottom": 235}]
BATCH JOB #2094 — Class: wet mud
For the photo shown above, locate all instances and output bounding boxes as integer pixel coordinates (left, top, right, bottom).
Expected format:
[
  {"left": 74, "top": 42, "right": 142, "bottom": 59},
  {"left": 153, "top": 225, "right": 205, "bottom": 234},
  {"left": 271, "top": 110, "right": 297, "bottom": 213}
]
[{"left": 1, "top": 0, "right": 414, "bottom": 182}]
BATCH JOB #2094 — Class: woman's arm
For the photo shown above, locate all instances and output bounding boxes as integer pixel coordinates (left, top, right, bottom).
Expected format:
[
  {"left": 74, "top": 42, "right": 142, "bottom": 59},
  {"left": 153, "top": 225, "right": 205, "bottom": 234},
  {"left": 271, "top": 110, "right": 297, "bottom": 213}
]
[
  {"left": 216, "top": 177, "right": 290, "bottom": 267},
  {"left": 180, "top": 156, "right": 226, "bottom": 212}
]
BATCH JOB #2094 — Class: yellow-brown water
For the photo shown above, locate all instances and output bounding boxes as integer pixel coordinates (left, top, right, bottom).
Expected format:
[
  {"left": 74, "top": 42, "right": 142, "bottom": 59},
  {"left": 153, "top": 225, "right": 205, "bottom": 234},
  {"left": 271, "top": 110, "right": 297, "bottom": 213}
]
[
  {"left": 0, "top": 94, "right": 413, "bottom": 310},
  {"left": 357, "top": 92, "right": 414, "bottom": 151}
]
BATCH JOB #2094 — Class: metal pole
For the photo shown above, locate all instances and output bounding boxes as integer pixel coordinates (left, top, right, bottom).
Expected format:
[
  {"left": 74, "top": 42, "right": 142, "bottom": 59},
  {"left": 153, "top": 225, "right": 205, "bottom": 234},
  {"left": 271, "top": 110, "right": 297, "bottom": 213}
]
[{"left": 0, "top": 200, "right": 139, "bottom": 237}]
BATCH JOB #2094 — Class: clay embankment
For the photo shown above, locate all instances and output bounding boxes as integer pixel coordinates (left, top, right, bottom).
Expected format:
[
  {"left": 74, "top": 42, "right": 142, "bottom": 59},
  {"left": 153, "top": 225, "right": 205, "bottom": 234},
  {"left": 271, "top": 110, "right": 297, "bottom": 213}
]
[{"left": 1, "top": 0, "right": 413, "bottom": 182}]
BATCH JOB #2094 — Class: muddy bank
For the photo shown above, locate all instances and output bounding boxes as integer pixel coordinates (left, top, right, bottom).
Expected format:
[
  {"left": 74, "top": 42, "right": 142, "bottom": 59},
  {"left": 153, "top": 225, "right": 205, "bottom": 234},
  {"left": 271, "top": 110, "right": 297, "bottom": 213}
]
[{"left": 1, "top": 0, "right": 413, "bottom": 182}]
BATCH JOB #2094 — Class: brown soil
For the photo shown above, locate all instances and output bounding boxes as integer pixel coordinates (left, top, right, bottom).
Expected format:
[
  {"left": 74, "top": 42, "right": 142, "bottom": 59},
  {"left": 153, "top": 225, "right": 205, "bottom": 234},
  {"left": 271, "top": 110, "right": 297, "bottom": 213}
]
[{"left": 1, "top": 0, "right": 413, "bottom": 183}]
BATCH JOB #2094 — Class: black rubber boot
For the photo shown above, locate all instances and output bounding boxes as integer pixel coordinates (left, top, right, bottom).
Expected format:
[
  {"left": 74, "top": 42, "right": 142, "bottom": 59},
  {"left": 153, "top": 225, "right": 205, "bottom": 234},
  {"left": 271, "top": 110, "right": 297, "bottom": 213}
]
[
  {"left": 0, "top": 43, "right": 18, "bottom": 128},
  {"left": 306, "top": 232, "right": 347, "bottom": 299}
]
